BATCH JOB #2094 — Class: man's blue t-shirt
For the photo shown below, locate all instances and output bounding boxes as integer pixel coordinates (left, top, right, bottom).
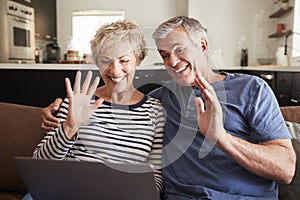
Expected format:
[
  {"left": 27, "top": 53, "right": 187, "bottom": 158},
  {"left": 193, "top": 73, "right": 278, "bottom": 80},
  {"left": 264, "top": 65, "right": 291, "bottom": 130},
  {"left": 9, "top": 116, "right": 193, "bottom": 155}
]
[{"left": 149, "top": 72, "right": 291, "bottom": 200}]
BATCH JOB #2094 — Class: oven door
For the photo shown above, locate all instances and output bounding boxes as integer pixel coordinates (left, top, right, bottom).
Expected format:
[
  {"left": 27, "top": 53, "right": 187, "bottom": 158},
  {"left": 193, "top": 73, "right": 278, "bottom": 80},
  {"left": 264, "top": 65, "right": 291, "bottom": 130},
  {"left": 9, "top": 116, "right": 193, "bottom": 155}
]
[{"left": 7, "top": 15, "right": 35, "bottom": 61}]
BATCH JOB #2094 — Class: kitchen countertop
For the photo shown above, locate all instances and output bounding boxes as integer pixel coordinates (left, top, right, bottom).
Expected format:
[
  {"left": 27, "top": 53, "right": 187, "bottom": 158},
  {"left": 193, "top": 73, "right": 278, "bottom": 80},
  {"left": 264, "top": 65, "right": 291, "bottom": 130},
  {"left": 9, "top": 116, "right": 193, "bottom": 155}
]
[{"left": 0, "top": 63, "right": 300, "bottom": 72}]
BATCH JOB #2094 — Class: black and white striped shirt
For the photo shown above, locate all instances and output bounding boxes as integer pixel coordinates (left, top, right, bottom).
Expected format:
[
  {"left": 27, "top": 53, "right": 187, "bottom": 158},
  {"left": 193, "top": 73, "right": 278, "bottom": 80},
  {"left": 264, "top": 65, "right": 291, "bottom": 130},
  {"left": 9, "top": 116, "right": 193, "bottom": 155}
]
[{"left": 33, "top": 95, "right": 165, "bottom": 192}]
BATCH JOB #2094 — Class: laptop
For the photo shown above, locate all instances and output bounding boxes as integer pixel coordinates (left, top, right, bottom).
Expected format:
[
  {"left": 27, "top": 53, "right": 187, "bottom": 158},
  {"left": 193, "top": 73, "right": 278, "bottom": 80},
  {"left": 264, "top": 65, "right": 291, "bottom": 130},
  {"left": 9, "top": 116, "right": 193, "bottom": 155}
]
[{"left": 14, "top": 156, "right": 160, "bottom": 200}]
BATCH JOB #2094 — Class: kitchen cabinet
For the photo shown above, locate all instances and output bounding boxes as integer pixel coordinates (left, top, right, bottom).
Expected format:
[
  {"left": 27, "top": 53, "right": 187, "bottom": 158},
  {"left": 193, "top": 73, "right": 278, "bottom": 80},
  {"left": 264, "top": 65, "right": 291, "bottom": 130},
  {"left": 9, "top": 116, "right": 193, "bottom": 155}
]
[
  {"left": 134, "top": 69, "right": 171, "bottom": 94},
  {"left": 0, "top": 67, "right": 170, "bottom": 107},
  {"left": 270, "top": 71, "right": 300, "bottom": 106},
  {"left": 0, "top": 69, "right": 80, "bottom": 107},
  {"left": 31, "top": 0, "right": 57, "bottom": 41},
  {"left": 290, "top": 73, "right": 300, "bottom": 104},
  {"left": 276, "top": 72, "right": 293, "bottom": 106}
]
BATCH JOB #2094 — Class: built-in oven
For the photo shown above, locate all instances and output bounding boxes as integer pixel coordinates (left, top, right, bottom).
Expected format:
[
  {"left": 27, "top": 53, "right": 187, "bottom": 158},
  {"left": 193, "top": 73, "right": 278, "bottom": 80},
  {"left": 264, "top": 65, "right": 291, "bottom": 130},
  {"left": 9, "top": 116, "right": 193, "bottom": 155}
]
[{"left": 7, "top": 0, "right": 35, "bottom": 63}]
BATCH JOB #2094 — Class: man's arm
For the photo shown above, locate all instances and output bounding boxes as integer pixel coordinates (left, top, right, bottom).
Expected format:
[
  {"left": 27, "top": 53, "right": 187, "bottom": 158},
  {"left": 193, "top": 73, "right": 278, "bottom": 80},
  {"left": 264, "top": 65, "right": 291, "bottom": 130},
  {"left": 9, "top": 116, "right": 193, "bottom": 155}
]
[
  {"left": 219, "top": 134, "right": 296, "bottom": 184},
  {"left": 194, "top": 73, "right": 296, "bottom": 184}
]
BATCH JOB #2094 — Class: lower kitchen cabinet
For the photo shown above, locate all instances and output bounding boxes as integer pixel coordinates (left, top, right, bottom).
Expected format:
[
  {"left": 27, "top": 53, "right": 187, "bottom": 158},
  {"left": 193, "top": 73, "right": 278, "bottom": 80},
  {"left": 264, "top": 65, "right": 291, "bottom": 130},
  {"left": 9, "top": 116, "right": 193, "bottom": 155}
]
[
  {"left": 0, "top": 69, "right": 99, "bottom": 107},
  {"left": 276, "top": 72, "right": 300, "bottom": 106},
  {"left": 0, "top": 69, "right": 171, "bottom": 107},
  {"left": 0, "top": 68, "right": 298, "bottom": 107}
]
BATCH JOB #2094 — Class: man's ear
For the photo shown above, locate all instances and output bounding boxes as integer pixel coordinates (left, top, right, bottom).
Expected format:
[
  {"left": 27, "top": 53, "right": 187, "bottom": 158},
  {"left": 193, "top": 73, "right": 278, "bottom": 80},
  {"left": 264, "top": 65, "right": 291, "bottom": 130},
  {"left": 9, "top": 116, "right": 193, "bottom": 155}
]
[{"left": 200, "top": 38, "right": 209, "bottom": 55}]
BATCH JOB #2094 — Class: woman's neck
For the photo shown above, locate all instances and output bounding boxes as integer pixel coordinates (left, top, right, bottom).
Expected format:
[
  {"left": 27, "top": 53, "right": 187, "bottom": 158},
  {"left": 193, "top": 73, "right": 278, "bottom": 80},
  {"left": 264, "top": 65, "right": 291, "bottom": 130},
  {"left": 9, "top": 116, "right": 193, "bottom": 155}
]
[{"left": 96, "top": 86, "right": 144, "bottom": 105}]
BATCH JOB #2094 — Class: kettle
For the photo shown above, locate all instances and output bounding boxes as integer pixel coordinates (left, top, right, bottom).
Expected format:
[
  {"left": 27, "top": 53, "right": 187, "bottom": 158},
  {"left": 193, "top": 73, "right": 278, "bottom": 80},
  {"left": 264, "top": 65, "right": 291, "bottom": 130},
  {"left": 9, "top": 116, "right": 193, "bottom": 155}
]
[{"left": 46, "top": 43, "right": 61, "bottom": 63}]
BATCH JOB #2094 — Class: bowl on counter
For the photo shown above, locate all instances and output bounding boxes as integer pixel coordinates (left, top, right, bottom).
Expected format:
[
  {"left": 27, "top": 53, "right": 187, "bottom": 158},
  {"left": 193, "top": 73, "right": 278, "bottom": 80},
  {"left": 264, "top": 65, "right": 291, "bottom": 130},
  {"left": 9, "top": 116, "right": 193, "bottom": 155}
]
[{"left": 257, "top": 58, "right": 276, "bottom": 65}]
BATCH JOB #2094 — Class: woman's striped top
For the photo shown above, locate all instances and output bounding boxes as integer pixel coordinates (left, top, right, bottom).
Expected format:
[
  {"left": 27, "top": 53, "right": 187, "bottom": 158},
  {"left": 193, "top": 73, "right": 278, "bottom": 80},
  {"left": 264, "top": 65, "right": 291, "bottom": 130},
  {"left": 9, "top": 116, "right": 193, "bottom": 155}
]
[{"left": 33, "top": 95, "right": 165, "bottom": 192}]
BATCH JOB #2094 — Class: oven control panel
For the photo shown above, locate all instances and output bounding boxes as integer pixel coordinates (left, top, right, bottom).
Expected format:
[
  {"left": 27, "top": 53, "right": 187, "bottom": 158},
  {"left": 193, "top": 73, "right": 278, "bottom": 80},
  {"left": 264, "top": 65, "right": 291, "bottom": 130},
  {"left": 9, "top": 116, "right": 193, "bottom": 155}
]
[{"left": 7, "top": 0, "right": 34, "bottom": 21}]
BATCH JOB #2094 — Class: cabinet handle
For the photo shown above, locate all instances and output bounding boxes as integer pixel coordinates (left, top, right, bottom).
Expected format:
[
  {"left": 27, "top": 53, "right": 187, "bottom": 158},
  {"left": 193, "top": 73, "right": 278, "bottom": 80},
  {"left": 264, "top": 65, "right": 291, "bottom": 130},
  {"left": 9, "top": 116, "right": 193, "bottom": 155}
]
[
  {"left": 290, "top": 98, "right": 299, "bottom": 103},
  {"left": 260, "top": 74, "right": 274, "bottom": 80},
  {"left": 279, "top": 78, "right": 286, "bottom": 82}
]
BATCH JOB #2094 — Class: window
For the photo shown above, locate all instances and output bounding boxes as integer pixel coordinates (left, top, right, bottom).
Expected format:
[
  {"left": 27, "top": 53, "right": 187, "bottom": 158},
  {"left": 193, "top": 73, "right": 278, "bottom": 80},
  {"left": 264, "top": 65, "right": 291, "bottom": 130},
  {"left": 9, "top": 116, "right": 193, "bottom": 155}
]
[{"left": 72, "top": 10, "right": 124, "bottom": 55}]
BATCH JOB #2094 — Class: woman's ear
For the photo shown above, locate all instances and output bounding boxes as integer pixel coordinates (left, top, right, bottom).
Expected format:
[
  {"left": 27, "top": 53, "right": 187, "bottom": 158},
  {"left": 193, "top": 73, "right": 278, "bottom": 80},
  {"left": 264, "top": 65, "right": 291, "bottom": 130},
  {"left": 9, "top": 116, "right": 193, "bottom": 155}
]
[
  {"left": 135, "top": 59, "right": 142, "bottom": 67},
  {"left": 201, "top": 38, "right": 209, "bottom": 55}
]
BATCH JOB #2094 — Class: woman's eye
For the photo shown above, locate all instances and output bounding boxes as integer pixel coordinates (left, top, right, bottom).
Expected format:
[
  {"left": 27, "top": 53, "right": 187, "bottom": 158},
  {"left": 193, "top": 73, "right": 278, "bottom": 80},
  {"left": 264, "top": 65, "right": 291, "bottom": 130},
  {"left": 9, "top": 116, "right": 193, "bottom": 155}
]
[
  {"left": 100, "top": 60, "right": 111, "bottom": 65},
  {"left": 120, "top": 60, "right": 130, "bottom": 63}
]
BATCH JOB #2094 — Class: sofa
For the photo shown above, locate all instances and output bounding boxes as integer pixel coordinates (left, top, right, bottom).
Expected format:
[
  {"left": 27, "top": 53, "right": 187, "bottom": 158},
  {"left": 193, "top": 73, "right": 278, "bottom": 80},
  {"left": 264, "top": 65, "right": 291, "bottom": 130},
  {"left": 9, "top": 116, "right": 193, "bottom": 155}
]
[
  {"left": 0, "top": 102, "right": 299, "bottom": 200},
  {"left": 0, "top": 102, "right": 43, "bottom": 200}
]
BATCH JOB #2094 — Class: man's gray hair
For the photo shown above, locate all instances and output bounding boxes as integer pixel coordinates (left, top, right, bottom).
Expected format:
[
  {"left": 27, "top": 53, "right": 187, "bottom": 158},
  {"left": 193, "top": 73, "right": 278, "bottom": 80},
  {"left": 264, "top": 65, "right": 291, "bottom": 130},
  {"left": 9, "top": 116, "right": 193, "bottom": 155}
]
[{"left": 152, "top": 16, "right": 207, "bottom": 45}]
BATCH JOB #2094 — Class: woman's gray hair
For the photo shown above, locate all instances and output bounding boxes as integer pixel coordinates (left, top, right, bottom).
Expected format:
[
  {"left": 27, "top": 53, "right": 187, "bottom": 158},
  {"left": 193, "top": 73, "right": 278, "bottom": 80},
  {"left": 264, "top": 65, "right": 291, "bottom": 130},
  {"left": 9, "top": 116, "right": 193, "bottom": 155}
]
[
  {"left": 91, "top": 19, "right": 147, "bottom": 65},
  {"left": 152, "top": 16, "right": 207, "bottom": 46}
]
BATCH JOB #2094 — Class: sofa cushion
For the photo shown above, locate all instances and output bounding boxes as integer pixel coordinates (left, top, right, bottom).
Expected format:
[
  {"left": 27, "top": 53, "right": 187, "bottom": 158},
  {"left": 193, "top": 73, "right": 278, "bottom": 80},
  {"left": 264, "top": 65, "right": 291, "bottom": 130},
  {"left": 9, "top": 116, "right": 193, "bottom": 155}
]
[{"left": 0, "top": 102, "right": 43, "bottom": 194}]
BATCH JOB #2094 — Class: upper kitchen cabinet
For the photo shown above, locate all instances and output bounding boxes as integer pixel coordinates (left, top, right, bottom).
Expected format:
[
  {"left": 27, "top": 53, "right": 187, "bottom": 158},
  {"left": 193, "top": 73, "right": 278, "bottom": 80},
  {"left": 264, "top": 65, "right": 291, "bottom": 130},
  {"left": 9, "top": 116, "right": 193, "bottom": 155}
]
[{"left": 31, "top": 0, "right": 57, "bottom": 41}]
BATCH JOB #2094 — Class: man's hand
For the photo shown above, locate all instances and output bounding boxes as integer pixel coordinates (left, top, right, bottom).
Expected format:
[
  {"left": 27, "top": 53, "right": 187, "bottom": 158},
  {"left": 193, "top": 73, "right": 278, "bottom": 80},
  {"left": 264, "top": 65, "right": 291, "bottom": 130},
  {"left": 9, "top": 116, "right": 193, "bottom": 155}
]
[
  {"left": 194, "top": 73, "right": 226, "bottom": 145},
  {"left": 41, "top": 98, "right": 62, "bottom": 132}
]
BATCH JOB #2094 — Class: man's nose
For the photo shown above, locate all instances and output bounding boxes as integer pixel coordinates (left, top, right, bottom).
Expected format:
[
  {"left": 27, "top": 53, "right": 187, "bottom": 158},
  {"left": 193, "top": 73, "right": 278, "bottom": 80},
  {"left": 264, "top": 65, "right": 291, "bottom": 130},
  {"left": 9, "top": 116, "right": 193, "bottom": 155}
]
[{"left": 169, "top": 53, "right": 180, "bottom": 67}]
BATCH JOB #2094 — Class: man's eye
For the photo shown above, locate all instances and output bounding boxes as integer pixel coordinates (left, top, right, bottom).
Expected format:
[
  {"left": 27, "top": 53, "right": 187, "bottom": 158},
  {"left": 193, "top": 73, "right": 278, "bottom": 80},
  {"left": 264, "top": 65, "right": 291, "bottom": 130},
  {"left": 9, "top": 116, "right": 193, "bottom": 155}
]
[
  {"left": 175, "top": 47, "right": 185, "bottom": 54},
  {"left": 160, "top": 53, "right": 169, "bottom": 59}
]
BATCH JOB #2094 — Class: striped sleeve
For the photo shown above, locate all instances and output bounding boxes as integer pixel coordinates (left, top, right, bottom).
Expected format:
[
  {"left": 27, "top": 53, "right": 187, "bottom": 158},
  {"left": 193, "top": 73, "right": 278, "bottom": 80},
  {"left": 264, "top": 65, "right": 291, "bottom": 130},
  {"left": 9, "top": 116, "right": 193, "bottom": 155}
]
[
  {"left": 147, "top": 97, "right": 165, "bottom": 193},
  {"left": 33, "top": 98, "right": 76, "bottom": 159}
]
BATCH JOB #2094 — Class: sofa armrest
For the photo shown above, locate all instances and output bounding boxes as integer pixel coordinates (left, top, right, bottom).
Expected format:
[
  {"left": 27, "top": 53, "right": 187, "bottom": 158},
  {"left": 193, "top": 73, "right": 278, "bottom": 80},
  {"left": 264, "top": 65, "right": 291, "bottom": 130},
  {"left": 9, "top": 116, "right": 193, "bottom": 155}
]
[
  {"left": 0, "top": 102, "right": 43, "bottom": 194},
  {"left": 279, "top": 106, "right": 300, "bottom": 199},
  {"left": 280, "top": 106, "right": 300, "bottom": 124}
]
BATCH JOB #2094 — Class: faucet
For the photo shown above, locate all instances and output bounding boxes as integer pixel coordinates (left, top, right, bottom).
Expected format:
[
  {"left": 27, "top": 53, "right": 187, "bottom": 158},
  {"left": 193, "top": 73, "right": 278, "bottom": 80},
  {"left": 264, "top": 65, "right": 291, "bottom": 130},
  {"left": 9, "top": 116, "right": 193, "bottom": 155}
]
[{"left": 284, "top": 31, "right": 300, "bottom": 55}]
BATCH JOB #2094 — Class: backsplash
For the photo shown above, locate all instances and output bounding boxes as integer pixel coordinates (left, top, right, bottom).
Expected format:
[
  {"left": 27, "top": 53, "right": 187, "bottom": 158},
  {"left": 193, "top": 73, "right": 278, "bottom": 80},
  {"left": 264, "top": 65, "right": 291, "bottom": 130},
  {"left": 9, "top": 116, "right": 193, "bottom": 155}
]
[{"left": 188, "top": 0, "right": 295, "bottom": 67}]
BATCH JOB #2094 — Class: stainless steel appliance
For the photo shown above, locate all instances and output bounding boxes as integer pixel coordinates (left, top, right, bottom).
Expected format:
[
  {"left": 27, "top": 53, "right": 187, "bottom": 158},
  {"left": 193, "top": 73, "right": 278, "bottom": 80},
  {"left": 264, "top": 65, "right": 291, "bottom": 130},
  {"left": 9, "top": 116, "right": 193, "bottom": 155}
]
[{"left": 0, "top": 0, "right": 35, "bottom": 63}]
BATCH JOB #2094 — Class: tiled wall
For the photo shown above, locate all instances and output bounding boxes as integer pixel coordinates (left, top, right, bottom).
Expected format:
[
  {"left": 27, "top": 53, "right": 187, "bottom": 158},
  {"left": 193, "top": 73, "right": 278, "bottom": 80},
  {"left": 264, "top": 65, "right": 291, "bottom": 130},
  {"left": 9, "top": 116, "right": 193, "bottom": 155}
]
[{"left": 188, "top": 0, "right": 293, "bottom": 67}]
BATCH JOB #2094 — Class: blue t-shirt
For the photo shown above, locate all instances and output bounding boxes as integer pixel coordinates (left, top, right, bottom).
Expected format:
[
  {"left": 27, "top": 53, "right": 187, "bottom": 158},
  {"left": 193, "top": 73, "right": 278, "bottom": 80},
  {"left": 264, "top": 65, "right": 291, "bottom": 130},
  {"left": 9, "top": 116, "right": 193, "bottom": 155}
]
[{"left": 149, "top": 72, "right": 291, "bottom": 200}]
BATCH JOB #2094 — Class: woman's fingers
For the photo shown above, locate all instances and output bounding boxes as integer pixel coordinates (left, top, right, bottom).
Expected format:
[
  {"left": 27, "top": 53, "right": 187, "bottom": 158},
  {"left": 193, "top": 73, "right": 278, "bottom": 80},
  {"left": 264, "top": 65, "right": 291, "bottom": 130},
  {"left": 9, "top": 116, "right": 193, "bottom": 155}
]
[
  {"left": 87, "top": 76, "right": 100, "bottom": 96},
  {"left": 65, "top": 77, "right": 73, "bottom": 99},
  {"left": 73, "top": 71, "right": 82, "bottom": 94},
  {"left": 81, "top": 71, "right": 93, "bottom": 94},
  {"left": 66, "top": 71, "right": 98, "bottom": 101}
]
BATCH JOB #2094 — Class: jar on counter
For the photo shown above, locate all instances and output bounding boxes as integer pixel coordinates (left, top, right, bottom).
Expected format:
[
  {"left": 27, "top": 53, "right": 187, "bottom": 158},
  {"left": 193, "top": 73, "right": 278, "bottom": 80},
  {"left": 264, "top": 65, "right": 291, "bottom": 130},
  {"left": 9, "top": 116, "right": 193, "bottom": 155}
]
[{"left": 67, "top": 50, "right": 80, "bottom": 61}]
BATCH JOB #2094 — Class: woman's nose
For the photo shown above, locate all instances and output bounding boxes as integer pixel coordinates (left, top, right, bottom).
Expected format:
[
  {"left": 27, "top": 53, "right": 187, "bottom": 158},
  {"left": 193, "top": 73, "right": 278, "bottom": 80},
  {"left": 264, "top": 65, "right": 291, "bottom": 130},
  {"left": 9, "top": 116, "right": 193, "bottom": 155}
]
[{"left": 109, "top": 61, "right": 122, "bottom": 73}]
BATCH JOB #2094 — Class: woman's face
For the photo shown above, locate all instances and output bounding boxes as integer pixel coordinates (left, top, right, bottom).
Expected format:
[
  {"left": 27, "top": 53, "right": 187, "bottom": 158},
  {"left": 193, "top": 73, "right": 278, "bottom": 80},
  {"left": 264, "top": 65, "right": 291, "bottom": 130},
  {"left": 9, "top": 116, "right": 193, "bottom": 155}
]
[{"left": 97, "top": 42, "right": 140, "bottom": 94}]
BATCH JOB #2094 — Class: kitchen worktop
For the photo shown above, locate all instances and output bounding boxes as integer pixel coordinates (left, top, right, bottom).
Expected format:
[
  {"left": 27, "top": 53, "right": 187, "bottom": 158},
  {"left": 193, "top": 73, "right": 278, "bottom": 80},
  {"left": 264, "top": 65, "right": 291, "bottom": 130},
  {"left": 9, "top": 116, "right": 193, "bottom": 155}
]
[{"left": 0, "top": 63, "right": 300, "bottom": 72}]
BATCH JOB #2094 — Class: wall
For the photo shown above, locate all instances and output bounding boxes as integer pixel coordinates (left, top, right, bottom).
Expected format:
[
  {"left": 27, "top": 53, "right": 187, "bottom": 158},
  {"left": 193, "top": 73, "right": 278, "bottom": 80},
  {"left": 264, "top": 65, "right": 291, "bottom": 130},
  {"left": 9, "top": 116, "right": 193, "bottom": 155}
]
[
  {"left": 56, "top": 0, "right": 180, "bottom": 65},
  {"left": 57, "top": 0, "right": 296, "bottom": 67},
  {"left": 188, "top": 0, "right": 276, "bottom": 67}
]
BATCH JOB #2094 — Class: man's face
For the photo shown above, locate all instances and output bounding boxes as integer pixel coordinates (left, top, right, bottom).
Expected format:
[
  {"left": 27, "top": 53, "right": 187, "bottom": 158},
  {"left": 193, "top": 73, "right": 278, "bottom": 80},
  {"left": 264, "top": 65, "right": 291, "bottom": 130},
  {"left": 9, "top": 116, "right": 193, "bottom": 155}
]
[{"left": 156, "top": 28, "right": 205, "bottom": 87}]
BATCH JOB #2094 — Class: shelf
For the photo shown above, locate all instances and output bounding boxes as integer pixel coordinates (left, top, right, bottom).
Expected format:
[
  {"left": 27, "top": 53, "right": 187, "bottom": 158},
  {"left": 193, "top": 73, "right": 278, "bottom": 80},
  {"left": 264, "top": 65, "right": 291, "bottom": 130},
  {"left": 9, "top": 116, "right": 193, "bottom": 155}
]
[
  {"left": 268, "top": 30, "right": 292, "bottom": 38},
  {"left": 269, "top": 6, "right": 293, "bottom": 18}
]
